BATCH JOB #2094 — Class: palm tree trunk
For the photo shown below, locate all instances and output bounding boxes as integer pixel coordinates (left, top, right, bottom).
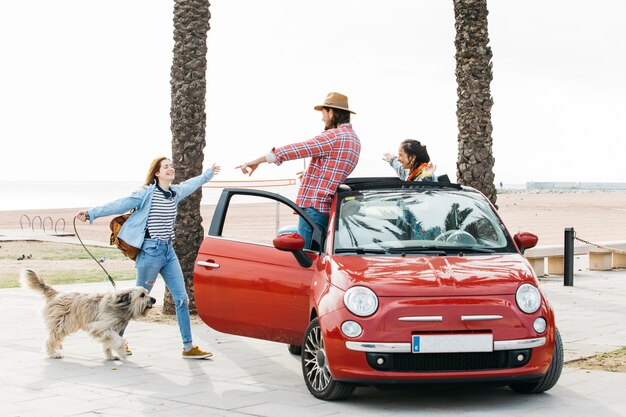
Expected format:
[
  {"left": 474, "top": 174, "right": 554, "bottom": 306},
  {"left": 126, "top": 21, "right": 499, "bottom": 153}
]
[
  {"left": 164, "top": 0, "right": 211, "bottom": 315},
  {"left": 453, "top": 0, "right": 497, "bottom": 206}
]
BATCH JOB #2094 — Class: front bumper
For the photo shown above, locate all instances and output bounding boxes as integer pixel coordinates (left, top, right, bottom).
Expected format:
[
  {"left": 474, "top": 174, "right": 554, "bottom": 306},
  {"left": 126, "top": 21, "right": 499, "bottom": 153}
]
[{"left": 345, "top": 336, "right": 546, "bottom": 353}]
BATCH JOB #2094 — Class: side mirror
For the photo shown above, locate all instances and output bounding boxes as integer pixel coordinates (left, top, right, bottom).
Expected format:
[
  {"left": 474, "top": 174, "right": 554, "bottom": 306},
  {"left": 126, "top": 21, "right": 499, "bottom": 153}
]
[
  {"left": 273, "top": 233, "right": 312, "bottom": 268},
  {"left": 514, "top": 232, "right": 538, "bottom": 254}
]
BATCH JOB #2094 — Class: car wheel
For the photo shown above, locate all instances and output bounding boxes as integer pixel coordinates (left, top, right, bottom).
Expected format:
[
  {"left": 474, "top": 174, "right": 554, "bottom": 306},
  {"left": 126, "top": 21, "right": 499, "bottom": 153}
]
[
  {"left": 510, "top": 328, "right": 564, "bottom": 394},
  {"left": 301, "top": 318, "right": 356, "bottom": 401},
  {"left": 288, "top": 344, "right": 302, "bottom": 355}
]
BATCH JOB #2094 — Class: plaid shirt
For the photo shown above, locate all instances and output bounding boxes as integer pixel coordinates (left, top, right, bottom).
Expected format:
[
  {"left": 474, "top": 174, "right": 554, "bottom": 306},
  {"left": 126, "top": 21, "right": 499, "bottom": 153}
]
[{"left": 273, "top": 123, "right": 361, "bottom": 214}]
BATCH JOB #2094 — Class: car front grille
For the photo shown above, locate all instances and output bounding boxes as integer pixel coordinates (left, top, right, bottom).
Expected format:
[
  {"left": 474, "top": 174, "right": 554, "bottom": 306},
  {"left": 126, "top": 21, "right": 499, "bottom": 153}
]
[{"left": 366, "top": 349, "right": 531, "bottom": 373}]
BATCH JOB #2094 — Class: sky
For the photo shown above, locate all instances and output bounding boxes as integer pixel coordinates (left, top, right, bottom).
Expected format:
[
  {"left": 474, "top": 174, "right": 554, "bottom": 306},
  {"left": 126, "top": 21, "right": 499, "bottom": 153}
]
[{"left": 1, "top": 0, "right": 625, "bottom": 185}]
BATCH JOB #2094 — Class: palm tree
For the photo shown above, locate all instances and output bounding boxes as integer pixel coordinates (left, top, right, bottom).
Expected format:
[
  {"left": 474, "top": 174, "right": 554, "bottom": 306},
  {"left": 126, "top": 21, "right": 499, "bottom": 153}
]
[
  {"left": 453, "top": 0, "right": 497, "bottom": 206},
  {"left": 165, "top": 0, "right": 211, "bottom": 314}
]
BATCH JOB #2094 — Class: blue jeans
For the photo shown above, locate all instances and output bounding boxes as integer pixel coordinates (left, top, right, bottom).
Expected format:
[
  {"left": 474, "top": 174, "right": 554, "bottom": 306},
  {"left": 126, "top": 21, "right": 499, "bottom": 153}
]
[
  {"left": 297, "top": 207, "right": 329, "bottom": 250},
  {"left": 127, "top": 239, "right": 193, "bottom": 349}
]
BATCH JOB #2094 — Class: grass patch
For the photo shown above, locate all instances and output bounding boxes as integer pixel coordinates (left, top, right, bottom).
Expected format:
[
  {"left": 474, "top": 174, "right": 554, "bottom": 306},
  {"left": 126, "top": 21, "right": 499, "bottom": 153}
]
[
  {"left": 568, "top": 347, "right": 626, "bottom": 372},
  {"left": 0, "top": 241, "right": 135, "bottom": 288},
  {"left": 1, "top": 240, "right": 128, "bottom": 261},
  {"left": 1, "top": 269, "right": 135, "bottom": 288}
]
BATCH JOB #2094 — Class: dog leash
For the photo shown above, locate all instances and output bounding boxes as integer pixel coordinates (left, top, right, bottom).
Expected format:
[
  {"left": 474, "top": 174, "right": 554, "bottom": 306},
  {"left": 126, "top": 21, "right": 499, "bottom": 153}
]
[{"left": 73, "top": 216, "right": 117, "bottom": 288}]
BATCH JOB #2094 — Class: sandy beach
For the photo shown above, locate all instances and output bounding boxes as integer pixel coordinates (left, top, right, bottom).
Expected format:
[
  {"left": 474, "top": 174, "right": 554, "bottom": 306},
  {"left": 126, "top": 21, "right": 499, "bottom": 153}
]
[
  {"left": 1, "top": 190, "right": 626, "bottom": 247},
  {"left": 495, "top": 190, "right": 626, "bottom": 246}
]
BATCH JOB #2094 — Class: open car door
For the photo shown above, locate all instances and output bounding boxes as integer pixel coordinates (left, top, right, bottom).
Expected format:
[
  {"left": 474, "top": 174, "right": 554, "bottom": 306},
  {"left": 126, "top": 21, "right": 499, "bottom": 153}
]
[{"left": 194, "top": 189, "right": 323, "bottom": 346}]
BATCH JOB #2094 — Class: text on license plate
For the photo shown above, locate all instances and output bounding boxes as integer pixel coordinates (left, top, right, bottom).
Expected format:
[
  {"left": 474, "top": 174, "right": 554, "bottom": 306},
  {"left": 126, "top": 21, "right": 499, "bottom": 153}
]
[{"left": 412, "top": 334, "right": 493, "bottom": 353}]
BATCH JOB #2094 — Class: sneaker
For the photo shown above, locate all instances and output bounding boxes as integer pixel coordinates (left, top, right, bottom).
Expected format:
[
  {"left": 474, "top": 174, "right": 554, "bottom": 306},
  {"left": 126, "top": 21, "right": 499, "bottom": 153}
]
[
  {"left": 182, "top": 346, "right": 213, "bottom": 359},
  {"left": 125, "top": 341, "right": 132, "bottom": 356}
]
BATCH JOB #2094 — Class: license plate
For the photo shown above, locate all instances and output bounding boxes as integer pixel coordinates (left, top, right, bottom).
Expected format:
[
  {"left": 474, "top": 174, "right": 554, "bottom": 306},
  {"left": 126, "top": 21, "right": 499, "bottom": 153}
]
[{"left": 412, "top": 334, "right": 493, "bottom": 353}]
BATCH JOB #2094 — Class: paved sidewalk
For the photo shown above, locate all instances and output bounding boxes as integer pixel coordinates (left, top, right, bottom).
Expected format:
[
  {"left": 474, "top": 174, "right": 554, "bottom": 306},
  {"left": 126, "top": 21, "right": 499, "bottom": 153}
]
[{"left": 1, "top": 270, "right": 626, "bottom": 417}]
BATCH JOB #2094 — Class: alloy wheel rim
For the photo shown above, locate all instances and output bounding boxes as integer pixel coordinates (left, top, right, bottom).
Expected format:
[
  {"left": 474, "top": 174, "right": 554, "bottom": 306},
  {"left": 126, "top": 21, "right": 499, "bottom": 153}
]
[{"left": 303, "top": 324, "right": 331, "bottom": 392}]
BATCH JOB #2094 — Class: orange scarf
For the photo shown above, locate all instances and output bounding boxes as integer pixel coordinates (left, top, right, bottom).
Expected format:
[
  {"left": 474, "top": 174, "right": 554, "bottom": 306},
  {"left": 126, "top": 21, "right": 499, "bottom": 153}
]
[{"left": 407, "top": 163, "right": 430, "bottom": 181}]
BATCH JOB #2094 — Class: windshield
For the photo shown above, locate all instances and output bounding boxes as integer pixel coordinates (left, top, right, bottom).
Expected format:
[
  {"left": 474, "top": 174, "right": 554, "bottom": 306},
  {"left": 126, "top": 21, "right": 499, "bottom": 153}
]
[{"left": 334, "top": 189, "right": 514, "bottom": 254}]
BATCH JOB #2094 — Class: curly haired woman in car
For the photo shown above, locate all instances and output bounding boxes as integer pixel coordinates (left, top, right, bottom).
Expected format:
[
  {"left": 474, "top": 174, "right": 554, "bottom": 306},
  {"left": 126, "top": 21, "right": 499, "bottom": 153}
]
[{"left": 383, "top": 139, "right": 436, "bottom": 182}]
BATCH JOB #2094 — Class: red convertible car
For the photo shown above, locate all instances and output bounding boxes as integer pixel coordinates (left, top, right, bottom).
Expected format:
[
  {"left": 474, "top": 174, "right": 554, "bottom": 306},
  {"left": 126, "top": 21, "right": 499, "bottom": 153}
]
[{"left": 194, "top": 178, "right": 563, "bottom": 400}]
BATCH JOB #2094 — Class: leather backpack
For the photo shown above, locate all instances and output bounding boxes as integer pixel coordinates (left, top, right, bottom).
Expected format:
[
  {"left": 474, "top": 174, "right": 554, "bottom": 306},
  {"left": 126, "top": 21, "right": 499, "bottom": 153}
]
[{"left": 109, "top": 210, "right": 140, "bottom": 260}]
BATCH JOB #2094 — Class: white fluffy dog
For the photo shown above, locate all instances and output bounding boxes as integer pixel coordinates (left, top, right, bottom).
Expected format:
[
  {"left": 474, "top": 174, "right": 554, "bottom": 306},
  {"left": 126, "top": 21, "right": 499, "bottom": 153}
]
[{"left": 21, "top": 269, "right": 156, "bottom": 360}]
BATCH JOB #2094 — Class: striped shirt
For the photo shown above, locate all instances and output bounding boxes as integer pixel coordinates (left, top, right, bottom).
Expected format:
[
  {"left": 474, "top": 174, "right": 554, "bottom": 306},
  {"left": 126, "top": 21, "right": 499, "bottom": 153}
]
[
  {"left": 146, "top": 187, "right": 177, "bottom": 240},
  {"left": 272, "top": 123, "right": 361, "bottom": 214}
]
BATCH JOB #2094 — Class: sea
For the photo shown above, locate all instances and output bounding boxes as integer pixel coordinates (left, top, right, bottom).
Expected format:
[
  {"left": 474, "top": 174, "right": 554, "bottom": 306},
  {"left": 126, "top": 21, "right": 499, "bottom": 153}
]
[
  {"left": 1, "top": 180, "right": 552, "bottom": 212},
  {"left": 7, "top": 179, "right": 626, "bottom": 212},
  {"left": 0, "top": 180, "right": 535, "bottom": 212},
  {"left": 1, "top": 180, "right": 301, "bottom": 212}
]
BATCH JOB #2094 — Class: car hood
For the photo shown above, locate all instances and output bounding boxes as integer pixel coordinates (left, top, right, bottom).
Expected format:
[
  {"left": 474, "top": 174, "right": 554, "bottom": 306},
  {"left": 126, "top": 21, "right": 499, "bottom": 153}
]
[{"left": 327, "top": 254, "right": 536, "bottom": 296}]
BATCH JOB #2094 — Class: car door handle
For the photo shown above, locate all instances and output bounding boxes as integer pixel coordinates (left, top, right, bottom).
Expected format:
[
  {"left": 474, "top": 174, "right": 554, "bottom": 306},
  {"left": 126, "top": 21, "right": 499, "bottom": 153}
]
[{"left": 197, "top": 261, "right": 220, "bottom": 269}]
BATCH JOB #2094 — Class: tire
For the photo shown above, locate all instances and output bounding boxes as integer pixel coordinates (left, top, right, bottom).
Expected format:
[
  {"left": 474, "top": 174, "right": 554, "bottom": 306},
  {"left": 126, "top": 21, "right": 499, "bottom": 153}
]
[
  {"left": 510, "top": 328, "right": 564, "bottom": 394},
  {"left": 301, "top": 318, "right": 356, "bottom": 401},
  {"left": 288, "top": 344, "right": 302, "bottom": 355}
]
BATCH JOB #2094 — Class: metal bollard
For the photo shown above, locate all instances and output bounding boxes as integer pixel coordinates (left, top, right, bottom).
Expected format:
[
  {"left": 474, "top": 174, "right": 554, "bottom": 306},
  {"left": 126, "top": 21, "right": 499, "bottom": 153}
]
[{"left": 564, "top": 227, "right": 575, "bottom": 286}]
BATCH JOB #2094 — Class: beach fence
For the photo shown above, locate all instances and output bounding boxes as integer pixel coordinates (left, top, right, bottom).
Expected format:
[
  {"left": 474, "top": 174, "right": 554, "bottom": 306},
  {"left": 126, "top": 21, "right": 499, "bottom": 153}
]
[
  {"left": 203, "top": 178, "right": 297, "bottom": 189},
  {"left": 525, "top": 228, "right": 626, "bottom": 285},
  {"left": 19, "top": 214, "right": 74, "bottom": 237}
]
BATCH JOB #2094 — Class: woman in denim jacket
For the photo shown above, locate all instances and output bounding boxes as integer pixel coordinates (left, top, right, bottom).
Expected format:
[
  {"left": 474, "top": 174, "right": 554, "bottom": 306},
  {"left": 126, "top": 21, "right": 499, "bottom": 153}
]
[{"left": 76, "top": 157, "right": 220, "bottom": 359}]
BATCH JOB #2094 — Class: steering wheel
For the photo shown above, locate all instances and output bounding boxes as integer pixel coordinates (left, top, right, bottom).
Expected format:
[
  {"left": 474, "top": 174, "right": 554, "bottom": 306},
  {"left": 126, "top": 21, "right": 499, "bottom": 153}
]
[{"left": 435, "top": 230, "right": 477, "bottom": 245}]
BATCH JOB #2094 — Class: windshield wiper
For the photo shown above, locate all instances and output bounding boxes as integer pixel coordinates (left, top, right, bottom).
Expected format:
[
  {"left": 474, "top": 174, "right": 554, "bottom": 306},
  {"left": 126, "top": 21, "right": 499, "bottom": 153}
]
[
  {"left": 451, "top": 247, "right": 495, "bottom": 254},
  {"left": 335, "top": 247, "right": 387, "bottom": 255},
  {"left": 387, "top": 246, "right": 496, "bottom": 255},
  {"left": 388, "top": 246, "right": 447, "bottom": 256}
]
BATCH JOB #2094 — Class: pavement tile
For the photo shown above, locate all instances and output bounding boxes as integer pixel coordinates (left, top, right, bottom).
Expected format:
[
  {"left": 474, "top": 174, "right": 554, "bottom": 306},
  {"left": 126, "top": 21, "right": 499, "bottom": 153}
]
[
  {"left": 0, "top": 403, "right": 40, "bottom": 417},
  {"left": 37, "top": 383, "right": 130, "bottom": 402},
  {"left": 234, "top": 402, "right": 341, "bottom": 417},
  {"left": 557, "top": 367, "right": 598, "bottom": 386},
  {"left": 84, "top": 397, "right": 191, "bottom": 415},
  {"left": 168, "top": 389, "right": 271, "bottom": 411},
  {"left": 148, "top": 405, "right": 255, "bottom": 417}
]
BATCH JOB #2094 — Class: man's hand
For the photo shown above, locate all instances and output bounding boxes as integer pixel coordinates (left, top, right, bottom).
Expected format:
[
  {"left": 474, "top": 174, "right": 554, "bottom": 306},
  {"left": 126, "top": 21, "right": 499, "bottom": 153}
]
[
  {"left": 236, "top": 162, "right": 260, "bottom": 176},
  {"left": 237, "top": 156, "right": 267, "bottom": 176}
]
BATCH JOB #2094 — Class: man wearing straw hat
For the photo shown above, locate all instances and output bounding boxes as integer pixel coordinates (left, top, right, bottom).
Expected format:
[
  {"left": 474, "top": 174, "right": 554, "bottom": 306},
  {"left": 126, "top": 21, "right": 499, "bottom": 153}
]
[{"left": 237, "top": 92, "right": 361, "bottom": 249}]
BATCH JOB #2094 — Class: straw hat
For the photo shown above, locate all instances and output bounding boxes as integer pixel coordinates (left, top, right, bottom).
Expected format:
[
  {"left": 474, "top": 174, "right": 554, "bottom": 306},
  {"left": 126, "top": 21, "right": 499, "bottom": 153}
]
[{"left": 313, "top": 92, "right": 356, "bottom": 114}]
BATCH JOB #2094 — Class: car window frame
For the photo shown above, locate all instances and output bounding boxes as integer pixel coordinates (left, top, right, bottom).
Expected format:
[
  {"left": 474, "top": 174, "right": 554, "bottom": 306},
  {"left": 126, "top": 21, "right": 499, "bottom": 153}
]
[{"left": 208, "top": 188, "right": 325, "bottom": 253}]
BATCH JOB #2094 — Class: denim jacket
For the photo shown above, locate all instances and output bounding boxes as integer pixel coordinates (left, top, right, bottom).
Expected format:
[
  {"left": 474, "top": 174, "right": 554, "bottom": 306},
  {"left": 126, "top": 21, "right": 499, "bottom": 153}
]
[
  {"left": 388, "top": 157, "right": 437, "bottom": 182},
  {"left": 87, "top": 168, "right": 216, "bottom": 249},
  {"left": 388, "top": 157, "right": 407, "bottom": 179}
]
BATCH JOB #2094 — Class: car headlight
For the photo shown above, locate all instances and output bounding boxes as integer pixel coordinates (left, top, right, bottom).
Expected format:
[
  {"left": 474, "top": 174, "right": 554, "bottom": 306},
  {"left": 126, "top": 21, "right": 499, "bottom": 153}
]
[
  {"left": 516, "top": 283, "right": 541, "bottom": 314},
  {"left": 344, "top": 286, "right": 378, "bottom": 317}
]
